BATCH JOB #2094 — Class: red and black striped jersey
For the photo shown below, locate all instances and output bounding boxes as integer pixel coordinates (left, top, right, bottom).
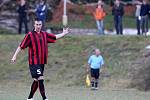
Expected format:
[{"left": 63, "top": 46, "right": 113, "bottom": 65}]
[{"left": 20, "top": 31, "right": 56, "bottom": 65}]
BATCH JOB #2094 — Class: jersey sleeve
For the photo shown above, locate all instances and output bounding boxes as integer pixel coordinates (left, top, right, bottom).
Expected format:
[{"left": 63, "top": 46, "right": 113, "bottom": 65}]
[
  {"left": 88, "top": 56, "right": 92, "bottom": 65},
  {"left": 46, "top": 32, "right": 56, "bottom": 43},
  {"left": 20, "top": 34, "right": 31, "bottom": 49}
]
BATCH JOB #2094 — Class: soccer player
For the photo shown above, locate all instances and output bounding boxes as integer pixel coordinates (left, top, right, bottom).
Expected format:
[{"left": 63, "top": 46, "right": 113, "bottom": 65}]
[
  {"left": 11, "top": 18, "right": 69, "bottom": 100},
  {"left": 87, "top": 49, "right": 104, "bottom": 90}
]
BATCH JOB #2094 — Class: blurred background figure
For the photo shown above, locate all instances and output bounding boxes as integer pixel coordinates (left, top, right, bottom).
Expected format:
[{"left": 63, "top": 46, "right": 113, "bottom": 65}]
[
  {"left": 112, "top": 0, "right": 124, "bottom": 35},
  {"left": 29, "top": 0, "right": 47, "bottom": 30},
  {"left": 94, "top": 0, "right": 106, "bottom": 35},
  {"left": 140, "top": 0, "right": 149, "bottom": 35},
  {"left": 17, "top": 0, "right": 29, "bottom": 34},
  {"left": 135, "top": 0, "right": 142, "bottom": 35},
  {"left": 35, "top": 0, "right": 47, "bottom": 30}
]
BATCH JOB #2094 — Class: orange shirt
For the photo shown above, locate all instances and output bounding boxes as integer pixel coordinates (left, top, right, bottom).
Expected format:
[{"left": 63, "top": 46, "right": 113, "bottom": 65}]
[{"left": 94, "top": 8, "right": 106, "bottom": 20}]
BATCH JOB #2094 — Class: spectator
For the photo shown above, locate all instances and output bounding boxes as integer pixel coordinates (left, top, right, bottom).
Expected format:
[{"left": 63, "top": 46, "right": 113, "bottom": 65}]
[
  {"left": 148, "top": 1, "right": 150, "bottom": 19},
  {"left": 29, "top": 0, "right": 47, "bottom": 30},
  {"left": 135, "top": 0, "right": 142, "bottom": 35},
  {"left": 140, "top": 0, "right": 149, "bottom": 35},
  {"left": 35, "top": 0, "right": 47, "bottom": 30},
  {"left": 87, "top": 49, "right": 104, "bottom": 90},
  {"left": 17, "top": 0, "right": 29, "bottom": 34},
  {"left": 94, "top": 0, "right": 106, "bottom": 35},
  {"left": 112, "top": 0, "right": 124, "bottom": 35}
]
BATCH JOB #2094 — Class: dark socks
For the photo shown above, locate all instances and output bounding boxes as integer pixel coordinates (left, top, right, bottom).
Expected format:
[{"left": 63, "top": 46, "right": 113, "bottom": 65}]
[
  {"left": 91, "top": 80, "right": 94, "bottom": 88},
  {"left": 38, "top": 80, "right": 47, "bottom": 100},
  {"left": 28, "top": 80, "right": 38, "bottom": 99},
  {"left": 95, "top": 81, "right": 98, "bottom": 88}
]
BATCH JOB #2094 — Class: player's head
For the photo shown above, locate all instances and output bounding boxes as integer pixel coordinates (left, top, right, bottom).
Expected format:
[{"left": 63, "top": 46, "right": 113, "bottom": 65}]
[
  {"left": 34, "top": 18, "right": 42, "bottom": 32},
  {"left": 39, "top": 0, "right": 46, "bottom": 5},
  {"left": 20, "top": 0, "right": 26, "bottom": 5},
  {"left": 98, "top": 0, "right": 103, "bottom": 8},
  {"left": 115, "top": 0, "right": 120, "bottom": 6},
  {"left": 143, "top": 0, "right": 147, "bottom": 4},
  {"left": 94, "top": 48, "right": 101, "bottom": 56}
]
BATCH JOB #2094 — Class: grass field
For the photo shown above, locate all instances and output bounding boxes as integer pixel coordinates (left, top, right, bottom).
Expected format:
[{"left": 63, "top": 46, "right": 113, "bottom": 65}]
[
  {"left": 0, "top": 33, "right": 150, "bottom": 99},
  {"left": 1, "top": 84, "right": 150, "bottom": 100},
  {"left": 0, "top": 34, "right": 150, "bottom": 85}
]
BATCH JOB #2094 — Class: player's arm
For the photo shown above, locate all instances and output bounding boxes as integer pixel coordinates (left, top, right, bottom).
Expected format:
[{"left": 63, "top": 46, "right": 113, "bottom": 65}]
[
  {"left": 100, "top": 57, "right": 105, "bottom": 73},
  {"left": 87, "top": 56, "right": 92, "bottom": 73},
  {"left": 55, "top": 28, "right": 69, "bottom": 39},
  {"left": 11, "top": 46, "right": 21, "bottom": 63},
  {"left": 28, "top": 9, "right": 36, "bottom": 13},
  {"left": 11, "top": 33, "right": 30, "bottom": 63}
]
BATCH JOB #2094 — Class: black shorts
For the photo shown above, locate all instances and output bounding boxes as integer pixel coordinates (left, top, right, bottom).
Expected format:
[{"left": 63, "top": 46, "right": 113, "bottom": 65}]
[
  {"left": 91, "top": 68, "right": 100, "bottom": 79},
  {"left": 29, "top": 64, "right": 44, "bottom": 78}
]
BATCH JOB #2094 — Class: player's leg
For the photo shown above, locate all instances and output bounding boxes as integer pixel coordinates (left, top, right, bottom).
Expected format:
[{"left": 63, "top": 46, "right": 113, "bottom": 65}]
[
  {"left": 28, "top": 79, "right": 38, "bottom": 99},
  {"left": 28, "top": 65, "right": 40, "bottom": 99},
  {"left": 90, "top": 68, "right": 95, "bottom": 89},
  {"left": 95, "top": 69, "right": 100, "bottom": 90},
  {"left": 38, "top": 76, "right": 48, "bottom": 100},
  {"left": 28, "top": 64, "right": 48, "bottom": 100},
  {"left": 37, "top": 64, "right": 48, "bottom": 100}
]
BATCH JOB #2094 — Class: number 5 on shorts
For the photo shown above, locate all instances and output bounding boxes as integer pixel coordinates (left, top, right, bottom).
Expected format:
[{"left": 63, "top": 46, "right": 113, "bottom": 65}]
[{"left": 37, "top": 69, "right": 41, "bottom": 75}]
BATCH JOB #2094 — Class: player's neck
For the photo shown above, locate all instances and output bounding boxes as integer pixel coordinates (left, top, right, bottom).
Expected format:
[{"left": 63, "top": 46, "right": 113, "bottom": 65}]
[
  {"left": 37, "top": 31, "right": 41, "bottom": 34},
  {"left": 95, "top": 54, "right": 100, "bottom": 57},
  {"left": 34, "top": 29, "right": 41, "bottom": 34}
]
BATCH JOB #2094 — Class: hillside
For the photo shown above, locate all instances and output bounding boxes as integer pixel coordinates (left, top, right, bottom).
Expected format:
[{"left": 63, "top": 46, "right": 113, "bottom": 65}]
[{"left": 0, "top": 32, "right": 150, "bottom": 90}]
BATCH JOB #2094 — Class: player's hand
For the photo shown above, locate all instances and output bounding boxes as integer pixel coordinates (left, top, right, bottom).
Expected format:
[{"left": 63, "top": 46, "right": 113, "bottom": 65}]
[
  {"left": 11, "top": 57, "right": 16, "bottom": 63},
  {"left": 63, "top": 27, "right": 70, "bottom": 35},
  {"left": 138, "top": 16, "right": 141, "bottom": 20}
]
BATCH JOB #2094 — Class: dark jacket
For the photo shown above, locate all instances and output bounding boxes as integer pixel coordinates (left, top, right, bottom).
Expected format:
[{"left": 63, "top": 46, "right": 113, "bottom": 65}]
[
  {"left": 17, "top": 4, "right": 27, "bottom": 17},
  {"left": 112, "top": 4, "right": 124, "bottom": 16},
  {"left": 140, "top": 4, "right": 149, "bottom": 16},
  {"left": 36, "top": 4, "right": 47, "bottom": 22}
]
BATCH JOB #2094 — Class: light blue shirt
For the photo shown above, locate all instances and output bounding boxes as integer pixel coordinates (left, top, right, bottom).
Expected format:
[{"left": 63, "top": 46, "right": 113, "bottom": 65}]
[{"left": 88, "top": 55, "right": 104, "bottom": 69}]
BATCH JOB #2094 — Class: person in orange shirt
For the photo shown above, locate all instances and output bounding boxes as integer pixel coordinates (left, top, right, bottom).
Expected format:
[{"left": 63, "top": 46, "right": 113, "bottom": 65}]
[{"left": 94, "top": 0, "right": 106, "bottom": 35}]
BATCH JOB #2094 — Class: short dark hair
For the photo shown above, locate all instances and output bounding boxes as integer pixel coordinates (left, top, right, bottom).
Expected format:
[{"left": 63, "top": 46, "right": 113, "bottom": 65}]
[{"left": 34, "top": 18, "right": 42, "bottom": 22}]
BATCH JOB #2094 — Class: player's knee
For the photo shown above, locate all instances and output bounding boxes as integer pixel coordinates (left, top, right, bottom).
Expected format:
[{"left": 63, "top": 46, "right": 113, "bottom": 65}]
[
  {"left": 33, "top": 78, "right": 38, "bottom": 81},
  {"left": 38, "top": 76, "right": 44, "bottom": 80}
]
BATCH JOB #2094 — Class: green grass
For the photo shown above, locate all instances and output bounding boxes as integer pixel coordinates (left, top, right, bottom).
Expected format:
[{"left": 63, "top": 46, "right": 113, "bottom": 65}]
[
  {"left": 1, "top": 86, "right": 150, "bottom": 100},
  {"left": 0, "top": 28, "right": 16, "bottom": 34},
  {"left": 0, "top": 33, "right": 150, "bottom": 88}
]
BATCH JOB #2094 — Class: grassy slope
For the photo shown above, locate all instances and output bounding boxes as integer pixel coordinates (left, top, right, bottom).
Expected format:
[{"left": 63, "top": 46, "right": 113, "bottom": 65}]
[{"left": 0, "top": 33, "right": 150, "bottom": 88}]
